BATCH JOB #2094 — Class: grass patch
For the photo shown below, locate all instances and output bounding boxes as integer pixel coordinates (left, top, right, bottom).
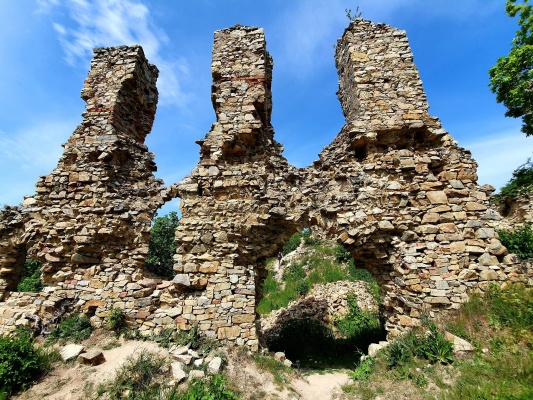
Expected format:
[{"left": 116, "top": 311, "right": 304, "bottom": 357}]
[
  {"left": 252, "top": 354, "right": 292, "bottom": 385},
  {"left": 341, "top": 284, "right": 533, "bottom": 399},
  {"left": 96, "top": 350, "right": 167, "bottom": 399},
  {"left": 334, "top": 292, "right": 384, "bottom": 352},
  {"left": 106, "top": 307, "right": 126, "bottom": 337},
  {"left": 257, "top": 239, "right": 381, "bottom": 315},
  {"left": 48, "top": 313, "right": 93, "bottom": 343}
]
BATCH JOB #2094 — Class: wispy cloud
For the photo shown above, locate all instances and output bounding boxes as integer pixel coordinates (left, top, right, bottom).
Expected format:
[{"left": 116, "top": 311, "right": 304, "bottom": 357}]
[
  {"left": 463, "top": 131, "right": 532, "bottom": 191},
  {"left": 0, "top": 120, "right": 76, "bottom": 206},
  {"left": 49, "top": 0, "right": 188, "bottom": 107}
]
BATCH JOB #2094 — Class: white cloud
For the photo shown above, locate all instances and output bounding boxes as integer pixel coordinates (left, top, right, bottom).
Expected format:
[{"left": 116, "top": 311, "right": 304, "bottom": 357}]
[
  {"left": 462, "top": 132, "right": 533, "bottom": 191},
  {"left": 0, "top": 120, "right": 76, "bottom": 206},
  {"left": 51, "top": 0, "right": 188, "bottom": 107}
]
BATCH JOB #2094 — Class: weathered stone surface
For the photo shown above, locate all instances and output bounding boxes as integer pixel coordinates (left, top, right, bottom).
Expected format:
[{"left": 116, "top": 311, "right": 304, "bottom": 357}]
[
  {"left": 208, "top": 356, "right": 223, "bottom": 374},
  {"left": 0, "top": 20, "right": 532, "bottom": 350},
  {"left": 170, "top": 362, "right": 188, "bottom": 383},
  {"left": 78, "top": 350, "right": 106, "bottom": 366},
  {"left": 60, "top": 344, "right": 85, "bottom": 361}
]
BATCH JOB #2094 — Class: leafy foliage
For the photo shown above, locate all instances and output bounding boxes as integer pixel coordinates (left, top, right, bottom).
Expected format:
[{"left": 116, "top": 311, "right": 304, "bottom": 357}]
[
  {"left": 334, "top": 293, "right": 383, "bottom": 350},
  {"left": 497, "top": 222, "right": 533, "bottom": 259},
  {"left": 493, "top": 158, "right": 533, "bottom": 206},
  {"left": 489, "top": 0, "right": 533, "bottom": 135},
  {"left": 301, "top": 228, "right": 316, "bottom": 246},
  {"left": 258, "top": 239, "right": 381, "bottom": 314},
  {"left": 106, "top": 307, "right": 126, "bottom": 337},
  {"left": 48, "top": 313, "right": 93, "bottom": 343},
  {"left": 334, "top": 244, "right": 352, "bottom": 264},
  {"left": 350, "top": 356, "right": 375, "bottom": 381},
  {"left": 282, "top": 232, "right": 301, "bottom": 255},
  {"left": 17, "top": 259, "right": 43, "bottom": 293},
  {"left": 384, "top": 323, "right": 453, "bottom": 369},
  {"left": 0, "top": 328, "right": 54, "bottom": 397},
  {"left": 145, "top": 211, "right": 179, "bottom": 278},
  {"left": 174, "top": 374, "right": 239, "bottom": 400}
]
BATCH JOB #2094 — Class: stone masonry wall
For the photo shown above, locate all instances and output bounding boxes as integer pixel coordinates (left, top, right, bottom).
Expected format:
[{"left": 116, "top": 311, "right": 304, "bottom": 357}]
[{"left": 0, "top": 20, "right": 531, "bottom": 348}]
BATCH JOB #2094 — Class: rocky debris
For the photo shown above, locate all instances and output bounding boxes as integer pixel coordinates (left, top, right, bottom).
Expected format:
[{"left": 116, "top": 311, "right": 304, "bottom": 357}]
[
  {"left": 368, "top": 341, "right": 390, "bottom": 358},
  {"left": 207, "top": 356, "right": 223, "bottom": 375},
  {"left": 445, "top": 331, "right": 473, "bottom": 354},
  {"left": 78, "top": 349, "right": 106, "bottom": 366},
  {"left": 60, "top": 344, "right": 85, "bottom": 362},
  {"left": 170, "top": 362, "right": 188, "bottom": 383},
  {"left": 189, "top": 370, "right": 205, "bottom": 380}
]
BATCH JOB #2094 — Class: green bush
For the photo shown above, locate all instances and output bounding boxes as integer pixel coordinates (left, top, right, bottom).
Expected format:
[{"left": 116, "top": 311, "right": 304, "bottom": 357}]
[
  {"left": 48, "top": 313, "right": 93, "bottom": 343},
  {"left": 383, "top": 323, "right": 453, "bottom": 369},
  {"left": 106, "top": 307, "right": 126, "bottom": 337},
  {"left": 145, "top": 211, "right": 179, "bottom": 278},
  {"left": 17, "top": 259, "right": 42, "bottom": 293},
  {"left": 296, "top": 280, "right": 310, "bottom": 296},
  {"left": 334, "top": 293, "right": 383, "bottom": 350},
  {"left": 497, "top": 222, "right": 533, "bottom": 259},
  {"left": 302, "top": 228, "right": 316, "bottom": 246},
  {"left": 350, "top": 356, "right": 375, "bottom": 381},
  {"left": 174, "top": 374, "right": 239, "bottom": 400},
  {"left": 0, "top": 328, "right": 51, "bottom": 397},
  {"left": 282, "top": 232, "right": 301, "bottom": 255},
  {"left": 334, "top": 244, "right": 352, "bottom": 264}
]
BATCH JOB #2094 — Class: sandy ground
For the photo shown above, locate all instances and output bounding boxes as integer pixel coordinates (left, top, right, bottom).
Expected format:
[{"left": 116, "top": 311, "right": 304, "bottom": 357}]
[
  {"left": 13, "top": 331, "right": 350, "bottom": 400},
  {"left": 292, "top": 372, "right": 349, "bottom": 400},
  {"left": 14, "top": 334, "right": 165, "bottom": 400}
]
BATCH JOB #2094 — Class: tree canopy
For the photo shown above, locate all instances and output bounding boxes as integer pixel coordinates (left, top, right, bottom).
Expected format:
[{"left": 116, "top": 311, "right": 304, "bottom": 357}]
[
  {"left": 145, "top": 211, "right": 179, "bottom": 278},
  {"left": 489, "top": 0, "right": 533, "bottom": 136}
]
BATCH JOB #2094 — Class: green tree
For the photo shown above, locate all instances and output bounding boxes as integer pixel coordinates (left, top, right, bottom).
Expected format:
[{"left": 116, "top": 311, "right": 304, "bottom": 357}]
[
  {"left": 489, "top": 0, "right": 533, "bottom": 135},
  {"left": 17, "top": 259, "right": 42, "bottom": 293},
  {"left": 145, "top": 211, "right": 179, "bottom": 278}
]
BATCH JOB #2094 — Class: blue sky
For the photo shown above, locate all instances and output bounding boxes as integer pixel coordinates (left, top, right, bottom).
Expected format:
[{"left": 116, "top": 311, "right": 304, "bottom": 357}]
[{"left": 0, "top": 0, "right": 531, "bottom": 216}]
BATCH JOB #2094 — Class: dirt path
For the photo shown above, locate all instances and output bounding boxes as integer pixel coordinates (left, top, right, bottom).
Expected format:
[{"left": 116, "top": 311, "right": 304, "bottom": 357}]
[
  {"left": 15, "top": 339, "right": 164, "bottom": 400},
  {"left": 292, "top": 372, "right": 350, "bottom": 400}
]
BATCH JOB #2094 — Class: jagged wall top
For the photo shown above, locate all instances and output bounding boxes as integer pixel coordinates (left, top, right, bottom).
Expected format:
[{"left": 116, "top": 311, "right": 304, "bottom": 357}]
[
  {"left": 336, "top": 19, "right": 429, "bottom": 128},
  {"left": 81, "top": 45, "right": 159, "bottom": 143},
  {"left": 200, "top": 25, "right": 276, "bottom": 163}
]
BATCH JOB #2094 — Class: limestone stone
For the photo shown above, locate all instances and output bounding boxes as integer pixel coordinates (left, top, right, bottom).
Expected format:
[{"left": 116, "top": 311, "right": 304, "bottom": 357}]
[
  {"left": 60, "top": 344, "right": 85, "bottom": 362},
  {"left": 0, "top": 19, "right": 531, "bottom": 351}
]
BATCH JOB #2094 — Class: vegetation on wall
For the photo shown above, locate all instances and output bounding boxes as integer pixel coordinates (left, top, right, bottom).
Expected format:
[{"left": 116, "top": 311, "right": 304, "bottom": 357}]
[
  {"left": 16, "top": 259, "right": 42, "bottom": 293},
  {"left": 145, "top": 211, "right": 179, "bottom": 278},
  {"left": 257, "top": 233, "right": 380, "bottom": 315},
  {"left": 493, "top": 157, "right": 533, "bottom": 203},
  {"left": 498, "top": 222, "right": 533, "bottom": 259},
  {"left": 489, "top": 0, "right": 533, "bottom": 136}
]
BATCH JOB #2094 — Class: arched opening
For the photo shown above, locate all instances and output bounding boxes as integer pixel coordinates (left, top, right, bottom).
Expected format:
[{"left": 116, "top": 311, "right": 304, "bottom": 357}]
[{"left": 256, "top": 226, "right": 387, "bottom": 368}]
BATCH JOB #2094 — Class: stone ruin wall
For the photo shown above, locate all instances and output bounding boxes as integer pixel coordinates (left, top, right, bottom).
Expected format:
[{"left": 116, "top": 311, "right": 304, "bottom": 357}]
[{"left": 0, "top": 20, "right": 532, "bottom": 350}]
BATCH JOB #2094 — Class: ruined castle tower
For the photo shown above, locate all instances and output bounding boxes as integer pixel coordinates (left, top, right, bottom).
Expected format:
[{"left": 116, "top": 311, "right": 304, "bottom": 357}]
[
  {"left": 0, "top": 21, "right": 530, "bottom": 346},
  {"left": 0, "top": 46, "right": 167, "bottom": 295}
]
